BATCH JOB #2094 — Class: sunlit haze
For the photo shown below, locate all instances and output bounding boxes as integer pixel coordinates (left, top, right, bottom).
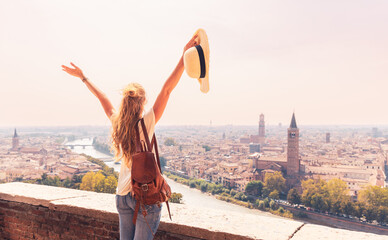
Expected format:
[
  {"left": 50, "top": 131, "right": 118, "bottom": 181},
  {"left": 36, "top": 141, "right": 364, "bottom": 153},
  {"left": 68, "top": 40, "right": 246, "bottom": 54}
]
[{"left": 1, "top": 0, "right": 388, "bottom": 126}]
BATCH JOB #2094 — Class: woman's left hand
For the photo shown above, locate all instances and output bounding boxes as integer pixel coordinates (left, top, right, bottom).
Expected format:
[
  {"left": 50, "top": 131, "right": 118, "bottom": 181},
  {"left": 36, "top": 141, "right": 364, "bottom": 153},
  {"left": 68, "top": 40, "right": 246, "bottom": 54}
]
[
  {"left": 183, "top": 34, "right": 199, "bottom": 54},
  {"left": 62, "top": 62, "right": 85, "bottom": 79}
]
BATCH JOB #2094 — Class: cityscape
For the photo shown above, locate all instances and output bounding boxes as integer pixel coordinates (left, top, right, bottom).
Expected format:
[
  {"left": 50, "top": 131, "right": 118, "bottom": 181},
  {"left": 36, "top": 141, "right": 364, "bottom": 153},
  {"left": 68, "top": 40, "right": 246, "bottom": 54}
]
[
  {"left": 159, "top": 113, "right": 387, "bottom": 197},
  {"left": 1, "top": 113, "right": 388, "bottom": 238},
  {"left": 1, "top": 113, "right": 387, "bottom": 194}
]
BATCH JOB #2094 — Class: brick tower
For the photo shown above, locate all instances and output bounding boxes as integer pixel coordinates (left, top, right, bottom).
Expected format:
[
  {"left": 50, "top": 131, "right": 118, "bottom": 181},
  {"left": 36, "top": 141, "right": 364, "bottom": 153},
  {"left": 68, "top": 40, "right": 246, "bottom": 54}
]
[
  {"left": 258, "top": 113, "right": 265, "bottom": 144},
  {"left": 287, "top": 113, "right": 299, "bottom": 176}
]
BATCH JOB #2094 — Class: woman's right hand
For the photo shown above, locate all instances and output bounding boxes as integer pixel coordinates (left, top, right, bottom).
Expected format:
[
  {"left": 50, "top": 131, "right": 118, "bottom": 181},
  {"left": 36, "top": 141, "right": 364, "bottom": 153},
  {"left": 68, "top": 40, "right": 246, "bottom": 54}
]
[{"left": 61, "top": 62, "right": 86, "bottom": 80}]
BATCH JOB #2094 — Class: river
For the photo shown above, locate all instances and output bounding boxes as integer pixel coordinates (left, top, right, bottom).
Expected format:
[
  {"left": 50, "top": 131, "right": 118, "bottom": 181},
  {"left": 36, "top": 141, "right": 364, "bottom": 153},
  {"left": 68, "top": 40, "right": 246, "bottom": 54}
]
[{"left": 66, "top": 138, "right": 276, "bottom": 217}]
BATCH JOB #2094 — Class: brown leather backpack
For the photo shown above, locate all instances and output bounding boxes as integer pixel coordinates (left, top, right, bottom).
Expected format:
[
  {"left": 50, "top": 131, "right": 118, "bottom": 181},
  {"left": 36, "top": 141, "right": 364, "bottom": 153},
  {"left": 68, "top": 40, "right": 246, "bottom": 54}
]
[{"left": 131, "top": 118, "right": 172, "bottom": 227}]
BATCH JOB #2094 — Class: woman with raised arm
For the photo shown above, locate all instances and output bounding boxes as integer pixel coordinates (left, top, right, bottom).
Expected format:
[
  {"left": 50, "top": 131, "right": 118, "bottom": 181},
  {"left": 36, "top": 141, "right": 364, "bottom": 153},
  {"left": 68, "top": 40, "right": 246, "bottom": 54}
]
[{"left": 62, "top": 34, "right": 198, "bottom": 240}]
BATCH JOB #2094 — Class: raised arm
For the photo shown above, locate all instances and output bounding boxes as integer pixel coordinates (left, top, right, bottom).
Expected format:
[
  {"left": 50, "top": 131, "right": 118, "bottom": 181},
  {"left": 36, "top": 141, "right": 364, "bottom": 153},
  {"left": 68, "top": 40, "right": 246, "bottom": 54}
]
[
  {"left": 61, "top": 63, "right": 115, "bottom": 119},
  {"left": 153, "top": 35, "right": 198, "bottom": 124}
]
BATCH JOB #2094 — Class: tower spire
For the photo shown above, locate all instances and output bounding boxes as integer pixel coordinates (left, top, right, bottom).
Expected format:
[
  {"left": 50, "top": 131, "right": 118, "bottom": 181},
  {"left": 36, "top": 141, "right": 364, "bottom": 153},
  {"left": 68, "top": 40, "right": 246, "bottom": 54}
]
[
  {"left": 290, "top": 113, "right": 297, "bottom": 129},
  {"left": 12, "top": 128, "right": 19, "bottom": 150}
]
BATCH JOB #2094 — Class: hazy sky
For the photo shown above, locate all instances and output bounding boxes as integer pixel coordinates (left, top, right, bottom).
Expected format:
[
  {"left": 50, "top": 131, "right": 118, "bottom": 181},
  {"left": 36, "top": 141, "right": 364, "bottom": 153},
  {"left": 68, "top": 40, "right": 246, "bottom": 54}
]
[{"left": 1, "top": 0, "right": 387, "bottom": 126}]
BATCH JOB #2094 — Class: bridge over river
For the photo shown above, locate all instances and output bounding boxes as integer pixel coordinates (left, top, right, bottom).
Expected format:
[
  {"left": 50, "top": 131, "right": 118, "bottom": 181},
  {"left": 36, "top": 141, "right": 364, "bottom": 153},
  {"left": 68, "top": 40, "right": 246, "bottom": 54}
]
[
  {"left": 64, "top": 137, "right": 94, "bottom": 149},
  {"left": 65, "top": 144, "right": 91, "bottom": 149},
  {"left": 64, "top": 138, "right": 114, "bottom": 161}
]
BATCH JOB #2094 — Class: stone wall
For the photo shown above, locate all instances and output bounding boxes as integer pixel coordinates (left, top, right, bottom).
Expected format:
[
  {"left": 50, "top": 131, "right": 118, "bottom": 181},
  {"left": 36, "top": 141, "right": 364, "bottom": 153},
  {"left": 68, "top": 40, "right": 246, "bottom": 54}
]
[
  {"left": 0, "top": 199, "right": 120, "bottom": 240},
  {"left": 0, "top": 183, "right": 254, "bottom": 240},
  {"left": 0, "top": 182, "right": 387, "bottom": 240},
  {"left": 0, "top": 198, "right": 211, "bottom": 240}
]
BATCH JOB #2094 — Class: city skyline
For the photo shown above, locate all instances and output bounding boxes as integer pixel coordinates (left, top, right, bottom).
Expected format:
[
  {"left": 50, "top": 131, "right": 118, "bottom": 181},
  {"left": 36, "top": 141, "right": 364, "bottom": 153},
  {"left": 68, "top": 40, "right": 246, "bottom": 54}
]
[{"left": 1, "top": 1, "right": 388, "bottom": 126}]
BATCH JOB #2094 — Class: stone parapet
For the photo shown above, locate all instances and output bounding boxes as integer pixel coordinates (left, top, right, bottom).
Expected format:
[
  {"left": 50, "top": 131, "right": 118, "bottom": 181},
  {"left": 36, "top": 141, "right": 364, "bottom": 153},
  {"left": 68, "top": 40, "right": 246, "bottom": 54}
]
[{"left": 0, "top": 182, "right": 386, "bottom": 240}]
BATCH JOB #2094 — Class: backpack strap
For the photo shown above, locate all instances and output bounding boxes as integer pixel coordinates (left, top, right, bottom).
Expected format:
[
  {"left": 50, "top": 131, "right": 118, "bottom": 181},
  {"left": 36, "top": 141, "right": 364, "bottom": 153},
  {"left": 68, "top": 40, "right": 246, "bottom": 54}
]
[
  {"left": 140, "top": 118, "right": 152, "bottom": 152},
  {"left": 166, "top": 201, "right": 172, "bottom": 221},
  {"left": 132, "top": 198, "right": 156, "bottom": 237},
  {"left": 150, "top": 134, "right": 172, "bottom": 221},
  {"left": 151, "top": 134, "right": 162, "bottom": 172},
  {"left": 134, "top": 119, "right": 143, "bottom": 153}
]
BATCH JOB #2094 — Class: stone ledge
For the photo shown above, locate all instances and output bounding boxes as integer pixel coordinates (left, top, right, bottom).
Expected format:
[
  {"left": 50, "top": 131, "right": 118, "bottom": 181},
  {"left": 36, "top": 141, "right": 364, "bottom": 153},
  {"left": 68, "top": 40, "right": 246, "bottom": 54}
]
[
  {"left": 292, "top": 224, "right": 388, "bottom": 240},
  {"left": 0, "top": 182, "right": 89, "bottom": 207},
  {"left": 0, "top": 183, "right": 263, "bottom": 239},
  {"left": 0, "top": 182, "right": 387, "bottom": 240}
]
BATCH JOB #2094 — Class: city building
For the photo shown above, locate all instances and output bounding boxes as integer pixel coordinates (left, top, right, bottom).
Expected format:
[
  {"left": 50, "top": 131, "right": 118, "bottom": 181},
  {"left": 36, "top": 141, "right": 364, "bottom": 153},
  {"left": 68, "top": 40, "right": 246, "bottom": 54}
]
[
  {"left": 251, "top": 113, "right": 304, "bottom": 187},
  {"left": 249, "top": 143, "right": 260, "bottom": 153},
  {"left": 12, "top": 129, "right": 19, "bottom": 151},
  {"left": 287, "top": 113, "right": 300, "bottom": 177},
  {"left": 244, "top": 113, "right": 266, "bottom": 146},
  {"left": 258, "top": 113, "right": 265, "bottom": 144}
]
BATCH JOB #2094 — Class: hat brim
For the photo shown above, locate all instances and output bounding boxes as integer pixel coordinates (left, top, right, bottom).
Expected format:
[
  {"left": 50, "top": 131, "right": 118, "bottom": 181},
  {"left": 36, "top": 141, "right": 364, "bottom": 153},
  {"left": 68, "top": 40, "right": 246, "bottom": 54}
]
[{"left": 195, "top": 29, "right": 209, "bottom": 93}]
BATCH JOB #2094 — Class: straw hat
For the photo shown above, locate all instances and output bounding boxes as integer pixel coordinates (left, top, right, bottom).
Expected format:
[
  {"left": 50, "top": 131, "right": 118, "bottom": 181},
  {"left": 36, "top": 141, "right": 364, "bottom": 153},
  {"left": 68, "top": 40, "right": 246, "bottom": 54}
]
[{"left": 183, "top": 29, "right": 210, "bottom": 93}]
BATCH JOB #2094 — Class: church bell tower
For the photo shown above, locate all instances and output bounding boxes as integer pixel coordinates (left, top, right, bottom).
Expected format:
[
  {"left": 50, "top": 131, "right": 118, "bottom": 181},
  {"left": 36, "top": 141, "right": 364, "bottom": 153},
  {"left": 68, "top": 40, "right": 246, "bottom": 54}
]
[
  {"left": 12, "top": 128, "right": 19, "bottom": 150},
  {"left": 287, "top": 113, "right": 299, "bottom": 176}
]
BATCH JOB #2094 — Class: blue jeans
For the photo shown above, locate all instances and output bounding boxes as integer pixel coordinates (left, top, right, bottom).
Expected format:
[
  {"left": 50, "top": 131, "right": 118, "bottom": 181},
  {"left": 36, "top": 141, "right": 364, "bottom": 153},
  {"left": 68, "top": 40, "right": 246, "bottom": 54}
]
[{"left": 115, "top": 193, "right": 162, "bottom": 240}]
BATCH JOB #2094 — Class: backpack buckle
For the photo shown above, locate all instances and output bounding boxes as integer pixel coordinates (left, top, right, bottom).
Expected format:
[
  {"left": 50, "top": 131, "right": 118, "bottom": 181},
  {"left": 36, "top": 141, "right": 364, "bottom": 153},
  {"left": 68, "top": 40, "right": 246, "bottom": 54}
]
[{"left": 141, "top": 184, "right": 149, "bottom": 191}]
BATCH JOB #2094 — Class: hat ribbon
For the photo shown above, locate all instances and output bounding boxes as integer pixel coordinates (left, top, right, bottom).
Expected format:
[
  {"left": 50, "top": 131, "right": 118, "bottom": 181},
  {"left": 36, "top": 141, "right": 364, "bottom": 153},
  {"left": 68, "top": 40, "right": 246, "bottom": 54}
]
[{"left": 195, "top": 45, "right": 206, "bottom": 78}]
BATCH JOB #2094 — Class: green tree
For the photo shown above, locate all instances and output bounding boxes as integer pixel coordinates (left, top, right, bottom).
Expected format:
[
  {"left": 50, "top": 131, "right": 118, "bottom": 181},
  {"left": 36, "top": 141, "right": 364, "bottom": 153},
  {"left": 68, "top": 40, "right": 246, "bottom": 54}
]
[
  {"left": 234, "top": 192, "right": 248, "bottom": 202},
  {"left": 264, "top": 171, "right": 286, "bottom": 196},
  {"left": 364, "top": 205, "right": 377, "bottom": 223},
  {"left": 357, "top": 185, "right": 388, "bottom": 223},
  {"left": 340, "top": 199, "right": 354, "bottom": 216},
  {"left": 169, "top": 192, "right": 183, "bottom": 203},
  {"left": 104, "top": 175, "right": 118, "bottom": 194},
  {"left": 376, "top": 206, "right": 388, "bottom": 224},
  {"left": 63, "top": 177, "right": 72, "bottom": 188},
  {"left": 189, "top": 180, "right": 196, "bottom": 188},
  {"left": 353, "top": 202, "right": 365, "bottom": 220},
  {"left": 269, "top": 199, "right": 278, "bottom": 210},
  {"left": 263, "top": 198, "right": 270, "bottom": 208},
  {"left": 257, "top": 200, "right": 265, "bottom": 210},
  {"left": 269, "top": 190, "right": 280, "bottom": 199},
  {"left": 326, "top": 179, "right": 350, "bottom": 214},
  {"left": 71, "top": 174, "right": 83, "bottom": 189},
  {"left": 230, "top": 189, "right": 237, "bottom": 196},
  {"left": 358, "top": 185, "right": 388, "bottom": 208},
  {"left": 245, "top": 180, "right": 264, "bottom": 197},
  {"left": 301, "top": 179, "right": 328, "bottom": 209},
  {"left": 80, "top": 172, "right": 96, "bottom": 191},
  {"left": 211, "top": 184, "right": 224, "bottom": 195},
  {"left": 311, "top": 194, "right": 329, "bottom": 212},
  {"left": 220, "top": 192, "right": 230, "bottom": 197},
  {"left": 200, "top": 182, "right": 208, "bottom": 192},
  {"left": 41, "top": 173, "right": 48, "bottom": 182},
  {"left": 278, "top": 207, "right": 285, "bottom": 214},
  {"left": 93, "top": 171, "right": 106, "bottom": 193},
  {"left": 287, "top": 188, "right": 301, "bottom": 205}
]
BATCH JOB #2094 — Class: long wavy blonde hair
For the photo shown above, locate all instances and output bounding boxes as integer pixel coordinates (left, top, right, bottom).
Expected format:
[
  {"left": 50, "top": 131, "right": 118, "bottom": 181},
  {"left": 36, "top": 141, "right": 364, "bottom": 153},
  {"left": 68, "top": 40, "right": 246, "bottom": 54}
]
[{"left": 111, "top": 83, "right": 146, "bottom": 168}]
